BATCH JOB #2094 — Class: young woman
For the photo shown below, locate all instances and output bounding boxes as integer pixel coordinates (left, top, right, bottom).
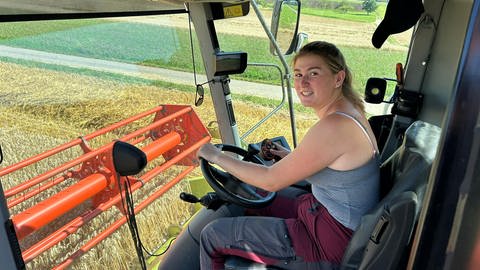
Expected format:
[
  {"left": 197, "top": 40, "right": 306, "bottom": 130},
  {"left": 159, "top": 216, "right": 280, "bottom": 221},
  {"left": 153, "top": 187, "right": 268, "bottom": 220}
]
[{"left": 196, "top": 41, "right": 380, "bottom": 269}]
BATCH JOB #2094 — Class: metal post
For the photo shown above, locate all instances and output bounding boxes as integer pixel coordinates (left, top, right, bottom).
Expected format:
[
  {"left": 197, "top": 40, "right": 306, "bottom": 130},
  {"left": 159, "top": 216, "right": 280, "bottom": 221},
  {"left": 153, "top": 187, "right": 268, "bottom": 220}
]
[
  {"left": 0, "top": 183, "right": 24, "bottom": 269},
  {"left": 188, "top": 3, "right": 241, "bottom": 147}
]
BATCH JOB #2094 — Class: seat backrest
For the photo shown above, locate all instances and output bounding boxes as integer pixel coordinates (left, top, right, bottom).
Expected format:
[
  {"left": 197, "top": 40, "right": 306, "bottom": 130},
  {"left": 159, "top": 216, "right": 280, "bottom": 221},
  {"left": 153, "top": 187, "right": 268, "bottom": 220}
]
[{"left": 341, "top": 120, "right": 441, "bottom": 270}]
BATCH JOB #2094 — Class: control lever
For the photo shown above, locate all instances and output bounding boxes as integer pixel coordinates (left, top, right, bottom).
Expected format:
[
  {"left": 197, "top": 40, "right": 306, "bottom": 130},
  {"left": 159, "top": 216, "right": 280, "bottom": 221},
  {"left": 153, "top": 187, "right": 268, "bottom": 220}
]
[
  {"left": 180, "top": 192, "right": 225, "bottom": 210},
  {"left": 180, "top": 192, "right": 199, "bottom": 203}
]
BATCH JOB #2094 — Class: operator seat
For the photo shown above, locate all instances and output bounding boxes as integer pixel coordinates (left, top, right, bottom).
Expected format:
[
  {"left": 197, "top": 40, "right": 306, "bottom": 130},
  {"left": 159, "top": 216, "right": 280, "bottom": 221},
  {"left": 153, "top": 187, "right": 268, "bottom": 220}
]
[
  {"left": 224, "top": 120, "right": 441, "bottom": 270},
  {"left": 340, "top": 120, "right": 440, "bottom": 269}
]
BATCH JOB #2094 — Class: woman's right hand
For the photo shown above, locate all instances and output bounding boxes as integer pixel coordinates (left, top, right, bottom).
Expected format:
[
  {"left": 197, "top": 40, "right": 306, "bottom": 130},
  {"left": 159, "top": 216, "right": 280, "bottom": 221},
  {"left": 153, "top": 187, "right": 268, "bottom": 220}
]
[
  {"left": 196, "top": 143, "right": 222, "bottom": 164},
  {"left": 268, "top": 142, "right": 290, "bottom": 160}
]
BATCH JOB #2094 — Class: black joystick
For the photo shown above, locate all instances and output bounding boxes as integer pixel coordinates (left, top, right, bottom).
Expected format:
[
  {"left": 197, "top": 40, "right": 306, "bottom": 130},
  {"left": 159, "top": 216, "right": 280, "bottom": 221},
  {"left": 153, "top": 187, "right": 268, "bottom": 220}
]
[{"left": 180, "top": 192, "right": 225, "bottom": 210}]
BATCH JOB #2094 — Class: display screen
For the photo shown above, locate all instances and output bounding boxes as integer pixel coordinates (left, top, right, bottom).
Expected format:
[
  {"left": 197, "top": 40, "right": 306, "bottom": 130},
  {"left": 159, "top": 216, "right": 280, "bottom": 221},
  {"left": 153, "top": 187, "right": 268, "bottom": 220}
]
[{"left": 214, "top": 51, "right": 247, "bottom": 76}]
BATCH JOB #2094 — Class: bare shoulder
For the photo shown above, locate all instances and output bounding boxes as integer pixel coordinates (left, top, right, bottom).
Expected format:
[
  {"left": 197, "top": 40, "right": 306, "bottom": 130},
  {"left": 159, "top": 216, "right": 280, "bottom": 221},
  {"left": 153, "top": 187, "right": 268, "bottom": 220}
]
[
  {"left": 299, "top": 114, "right": 353, "bottom": 155},
  {"left": 309, "top": 112, "right": 357, "bottom": 137},
  {"left": 305, "top": 112, "right": 370, "bottom": 153}
]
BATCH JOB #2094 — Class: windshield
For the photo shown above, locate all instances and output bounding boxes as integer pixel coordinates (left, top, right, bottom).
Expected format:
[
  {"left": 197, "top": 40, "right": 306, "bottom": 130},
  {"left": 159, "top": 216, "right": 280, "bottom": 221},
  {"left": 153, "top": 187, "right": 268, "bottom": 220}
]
[{"left": 0, "top": 2, "right": 410, "bottom": 269}]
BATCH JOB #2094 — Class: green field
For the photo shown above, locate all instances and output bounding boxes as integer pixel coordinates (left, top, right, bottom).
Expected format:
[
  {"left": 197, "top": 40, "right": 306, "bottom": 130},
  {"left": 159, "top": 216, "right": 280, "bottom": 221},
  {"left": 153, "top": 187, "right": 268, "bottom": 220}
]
[
  {"left": 302, "top": 7, "right": 376, "bottom": 23},
  {"left": 300, "top": 0, "right": 387, "bottom": 22}
]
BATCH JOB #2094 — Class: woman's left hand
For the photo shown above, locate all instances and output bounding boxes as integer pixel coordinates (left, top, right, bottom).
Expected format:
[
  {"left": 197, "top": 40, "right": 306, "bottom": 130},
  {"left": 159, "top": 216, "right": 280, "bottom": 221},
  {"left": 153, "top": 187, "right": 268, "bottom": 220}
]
[{"left": 196, "top": 143, "right": 222, "bottom": 164}]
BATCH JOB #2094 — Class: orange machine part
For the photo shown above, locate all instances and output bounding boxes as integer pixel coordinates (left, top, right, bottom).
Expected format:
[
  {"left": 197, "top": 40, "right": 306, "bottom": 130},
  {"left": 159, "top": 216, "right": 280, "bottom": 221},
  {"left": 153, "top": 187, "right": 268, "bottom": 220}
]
[
  {"left": 1, "top": 104, "right": 211, "bottom": 267},
  {"left": 12, "top": 173, "right": 108, "bottom": 240},
  {"left": 142, "top": 131, "right": 181, "bottom": 162}
]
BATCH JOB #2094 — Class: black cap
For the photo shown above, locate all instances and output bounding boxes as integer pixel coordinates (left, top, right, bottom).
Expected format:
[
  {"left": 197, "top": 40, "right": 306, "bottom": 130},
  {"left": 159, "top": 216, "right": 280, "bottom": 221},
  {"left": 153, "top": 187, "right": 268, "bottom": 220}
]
[{"left": 372, "top": 0, "right": 425, "bottom": 49}]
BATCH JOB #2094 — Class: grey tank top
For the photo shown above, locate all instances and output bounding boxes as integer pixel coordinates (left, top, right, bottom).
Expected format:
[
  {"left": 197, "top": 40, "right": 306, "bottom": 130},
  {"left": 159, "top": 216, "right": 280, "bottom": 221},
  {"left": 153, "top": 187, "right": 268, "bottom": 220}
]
[{"left": 306, "top": 112, "right": 380, "bottom": 230}]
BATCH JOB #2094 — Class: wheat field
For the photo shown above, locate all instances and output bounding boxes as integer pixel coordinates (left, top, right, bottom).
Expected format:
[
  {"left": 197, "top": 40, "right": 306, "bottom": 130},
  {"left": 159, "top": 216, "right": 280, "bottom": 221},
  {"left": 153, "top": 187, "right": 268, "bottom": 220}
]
[{"left": 0, "top": 61, "right": 315, "bottom": 269}]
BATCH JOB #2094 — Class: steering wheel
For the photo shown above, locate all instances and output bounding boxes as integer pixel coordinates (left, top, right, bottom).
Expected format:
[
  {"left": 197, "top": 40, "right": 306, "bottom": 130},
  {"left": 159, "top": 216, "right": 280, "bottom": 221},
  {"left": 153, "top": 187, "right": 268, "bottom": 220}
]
[{"left": 199, "top": 144, "right": 276, "bottom": 208}]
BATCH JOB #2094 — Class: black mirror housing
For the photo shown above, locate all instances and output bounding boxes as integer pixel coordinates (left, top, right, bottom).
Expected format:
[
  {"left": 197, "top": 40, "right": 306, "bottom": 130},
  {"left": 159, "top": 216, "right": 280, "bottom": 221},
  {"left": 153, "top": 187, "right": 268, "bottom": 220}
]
[
  {"left": 112, "top": 141, "right": 147, "bottom": 176},
  {"left": 365, "top": 77, "right": 387, "bottom": 104}
]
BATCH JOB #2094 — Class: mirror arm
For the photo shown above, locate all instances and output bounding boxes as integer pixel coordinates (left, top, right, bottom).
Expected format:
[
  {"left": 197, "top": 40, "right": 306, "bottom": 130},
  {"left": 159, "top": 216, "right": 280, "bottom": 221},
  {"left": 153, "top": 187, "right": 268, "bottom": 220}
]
[
  {"left": 284, "top": 74, "right": 297, "bottom": 148},
  {"left": 240, "top": 62, "right": 286, "bottom": 141},
  {"left": 250, "top": 0, "right": 298, "bottom": 147}
]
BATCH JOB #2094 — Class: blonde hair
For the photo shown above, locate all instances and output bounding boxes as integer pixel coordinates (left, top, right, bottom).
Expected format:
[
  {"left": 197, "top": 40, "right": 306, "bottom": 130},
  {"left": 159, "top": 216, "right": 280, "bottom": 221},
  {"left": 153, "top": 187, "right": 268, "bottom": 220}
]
[{"left": 293, "top": 41, "right": 365, "bottom": 114}]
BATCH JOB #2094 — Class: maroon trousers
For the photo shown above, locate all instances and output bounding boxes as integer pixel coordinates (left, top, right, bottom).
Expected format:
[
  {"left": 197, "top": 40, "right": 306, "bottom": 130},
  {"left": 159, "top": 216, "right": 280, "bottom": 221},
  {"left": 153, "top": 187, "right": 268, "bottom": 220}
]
[{"left": 199, "top": 191, "right": 352, "bottom": 270}]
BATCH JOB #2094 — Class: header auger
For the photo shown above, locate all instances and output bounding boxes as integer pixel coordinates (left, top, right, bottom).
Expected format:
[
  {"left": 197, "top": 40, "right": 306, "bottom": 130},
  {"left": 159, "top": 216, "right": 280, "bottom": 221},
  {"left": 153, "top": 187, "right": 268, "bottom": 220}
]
[{"left": 0, "top": 104, "right": 210, "bottom": 269}]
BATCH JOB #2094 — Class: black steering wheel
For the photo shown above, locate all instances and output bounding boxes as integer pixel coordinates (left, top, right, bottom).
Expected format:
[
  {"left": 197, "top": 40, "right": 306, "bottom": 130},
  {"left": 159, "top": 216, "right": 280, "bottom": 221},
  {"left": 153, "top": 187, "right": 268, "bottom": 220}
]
[{"left": 199, "top": 144, "right": 276, "bottom": 208}]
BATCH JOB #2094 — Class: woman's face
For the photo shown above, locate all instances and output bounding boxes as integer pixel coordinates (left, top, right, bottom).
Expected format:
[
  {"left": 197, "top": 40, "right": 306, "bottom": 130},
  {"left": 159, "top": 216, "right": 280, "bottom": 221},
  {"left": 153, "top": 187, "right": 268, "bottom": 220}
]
[{"left": 293, "top": 53, "right": 344, "bottom": 110}]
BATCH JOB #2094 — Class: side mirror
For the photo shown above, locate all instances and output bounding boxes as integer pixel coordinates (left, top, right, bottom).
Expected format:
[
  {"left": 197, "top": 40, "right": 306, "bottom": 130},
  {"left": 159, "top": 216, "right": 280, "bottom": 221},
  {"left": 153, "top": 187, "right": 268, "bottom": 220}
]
[
  {"left": 364, "top": 77, "right": 387, "bottom": 104},
  {"left": 112, "top": 141, "right": 147, "bottom": 176},
  {"left": 294, "top": 32, "right": 309, "bottom": 53},
  {"left": 270, "top": 0, "right": 301, "bottom": 56}
]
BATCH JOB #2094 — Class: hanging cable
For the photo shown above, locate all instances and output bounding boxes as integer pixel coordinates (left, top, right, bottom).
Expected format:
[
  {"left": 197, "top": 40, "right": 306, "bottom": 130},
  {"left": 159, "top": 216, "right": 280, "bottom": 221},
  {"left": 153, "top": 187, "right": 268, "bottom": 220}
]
[
  {"left": 187, "top": 4, "right": 198, "bottom": 87},
  {"left": 0, "top": 144, "right": 3, "bottom": 165},
  {"left": 117, "top": 174, "right": 174, "bottom": 270},
  {"left": 117, "top": 174, "right": 147, "bottom": 270},
  {"left": 187, "top": 4, "right": 208, "bottom": 107}
]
